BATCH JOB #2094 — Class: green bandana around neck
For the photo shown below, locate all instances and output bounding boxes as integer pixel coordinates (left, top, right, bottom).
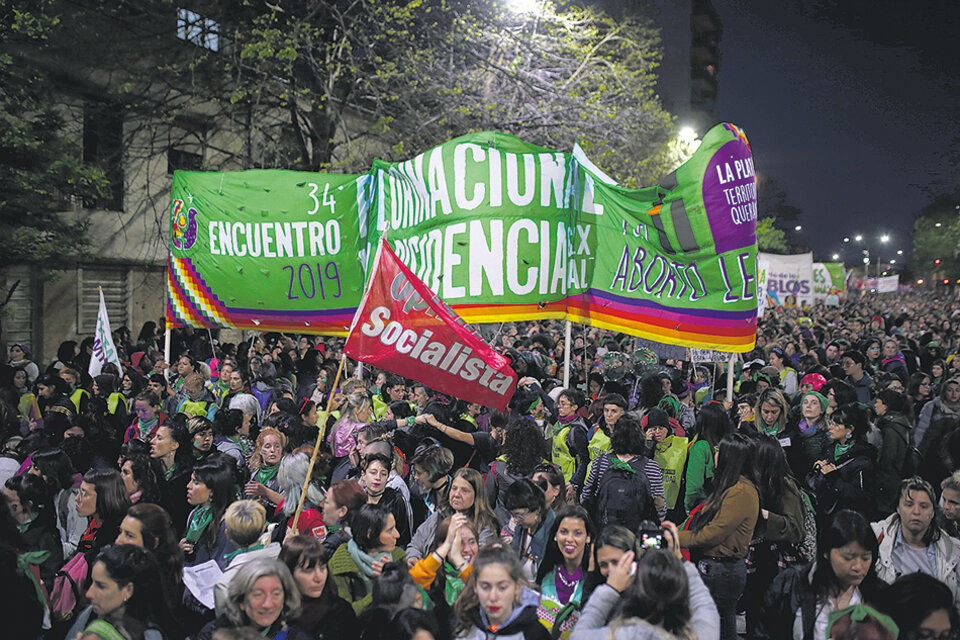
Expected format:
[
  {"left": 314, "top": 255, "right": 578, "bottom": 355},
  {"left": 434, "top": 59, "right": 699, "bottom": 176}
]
[
  {"left": 185, "top": 505, "right": 213, "bottom": 544},
  {"left": 443, "top": 561, "right": 466, "bottom": 605},
  {"left": 256, "top": 462, "right": 280, "bottom": 485},
  {"left": 834, "top": 440, "right": 854, "bottom": 461},
  {"left": 609, "top": 456, "right": 637, "bottom": 474}
]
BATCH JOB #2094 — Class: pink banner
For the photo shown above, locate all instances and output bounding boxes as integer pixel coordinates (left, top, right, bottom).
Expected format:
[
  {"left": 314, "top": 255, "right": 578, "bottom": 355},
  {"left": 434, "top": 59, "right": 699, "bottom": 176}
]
[{"left": 344, "top": 239, "right": 517, "bottom": 411}]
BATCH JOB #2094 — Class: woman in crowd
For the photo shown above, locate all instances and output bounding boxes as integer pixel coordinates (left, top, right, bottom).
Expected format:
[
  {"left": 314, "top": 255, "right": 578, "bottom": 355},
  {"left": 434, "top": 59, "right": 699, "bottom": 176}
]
[
  {"left": 643, "top": 408, "right": 690, "bottom": 521},
  {"left": 809, "top": 403, "right": 876, "bottom": 518},
  {"left": 686, "top": 401, "right": 734, "bottom": 512},
  {"left": 329, "top": 393, "right": 374, "bottom": 461},
  {"left": 214, "top": 407, "right": 253, "bottom": 466},
  {"left": 743, "top": 435, "right": 807, "bottom": 636},
  {"left": 328, "top": 502, "right": 406, "bottom": 615},
  {"left": 907, "top": 372, "right": 935, "bottom": 423},
  {"left": 119, "top": 451, "right": 161, "bottom": 504},
  {"left": 410, "top": 443, "right": 455, "bottom": 518},
  {"left": 280, "top": 534, "right": 359, "bottom": 640},
  {"left": 407, "top": 467, "right": 499, "bottom": 564},
  {"left": 3, "top": 472, "right": 62, "bottom": 584},
  {"left": 322, "top": 479, "right": 368, "bottom": 555},
  {"left": 245, "top": 427, "right": 286, "bottom": 512},
  {"left": 570, "top": 528, "right": 719, "bottom": 640},
  {"left": 9, "top": 343, "right": 39, "bottom": 384},
  {"left": 532, "top": 463, "right": 568, "bottom": 513},
  {"left": 277, "top": 450, "right": 327, "bottom": 537},
  {"left": 188, "top": 416, "right": 217, "bottom": 464},
  {"left": 791, "top": 390, "right": 831, "bottom": 478},
  {"left": 180, "top": 460, "right": 238, "bottom": 564},
  {"left": 486, "top": 416, "right": 549, "bottom": 524},
  {"left": 198, "top": 557, "right": 303, "bottom": 640},
  {"left": 67, "top": 544, "right": 178, "bottom": 640},
  {"left": 360, "top": 453, "right": 412, "bottom": 547},
  {"left": 75, "top": 468, "right": 132, "bottom": 569},
  {"left": 409, "top": 513, "right": 478, "bottom": 616},
  {"left": 873, "top": 389, "right": 913, "bottom": 515},
  {"left": 535, "top": 504, "right": 595, "bottom": 639},
  {"left": 115, "top": 502, "right": 183, "bottom": 609},
  {"left": 27, "top": 447, "right": 84, "bottom": 557},
  {"left": 756, "top": 509, "right": 882, "bottom": 640},
  {"left": 151, "top": 417, "right": 194, "bottom": 536},
  {"left": 452, "top": 542, "right": 549, "bottom": 640},
  {"left": 503, "top": 477, "right": 556, "bottom": 581},
  {"left": 678, "top": 431, "right": 758, "bottom": 640},
  {"left": 876, "top": 573, "right": 959, "bottom": 640}
]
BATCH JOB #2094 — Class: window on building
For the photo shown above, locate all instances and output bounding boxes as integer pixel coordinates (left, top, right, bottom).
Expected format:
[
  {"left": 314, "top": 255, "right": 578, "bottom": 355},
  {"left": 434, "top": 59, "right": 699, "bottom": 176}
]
[
  {"left": 168, "top": 148, "right": 203, "bottom": 175},
  {"left": 83, "top": 103, "right": 124, "bottom": 211},
  {"left": 177, "top": 8, "right": 220, "bottom": 51},
  {"left": 78, "top": 268, "right": 128, "bottom": 334}
]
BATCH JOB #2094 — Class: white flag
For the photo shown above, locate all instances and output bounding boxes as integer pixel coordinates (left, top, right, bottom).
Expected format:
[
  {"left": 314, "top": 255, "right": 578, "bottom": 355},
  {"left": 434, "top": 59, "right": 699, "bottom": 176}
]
[{"left": 89, "top": 288, "right": 123, "bottom": 377}]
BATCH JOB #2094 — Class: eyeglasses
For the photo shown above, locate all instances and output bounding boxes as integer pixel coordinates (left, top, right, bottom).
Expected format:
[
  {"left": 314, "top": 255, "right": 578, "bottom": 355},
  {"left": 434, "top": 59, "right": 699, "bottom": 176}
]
[{"left": 510, "top": 509, "right": 532, "bottom": 520}]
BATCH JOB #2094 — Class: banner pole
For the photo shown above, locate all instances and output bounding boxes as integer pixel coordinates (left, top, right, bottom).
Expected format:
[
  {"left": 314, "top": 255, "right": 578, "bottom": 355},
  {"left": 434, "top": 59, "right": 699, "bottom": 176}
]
[
  {"left": 292, "top": 352, "right": 347, "bottom": 532},
  {"left": 726, "top": 352, "right": 736, "bottom": 404},
  {"left": 563, "top": 320, "right": 572, "bottom": 389},
  {"left": 164, "top": 328, "right": 171, "bottom": 370}
]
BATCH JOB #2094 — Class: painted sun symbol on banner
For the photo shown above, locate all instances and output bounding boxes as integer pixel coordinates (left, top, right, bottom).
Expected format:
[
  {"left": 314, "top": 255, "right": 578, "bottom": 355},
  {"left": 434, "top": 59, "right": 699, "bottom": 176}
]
[{"left": 171, "top": 199, "right": 199, "bottom": 250}]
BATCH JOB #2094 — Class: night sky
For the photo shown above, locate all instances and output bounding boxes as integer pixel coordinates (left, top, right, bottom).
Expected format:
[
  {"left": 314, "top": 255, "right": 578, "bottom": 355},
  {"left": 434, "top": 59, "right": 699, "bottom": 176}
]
[{"left": 709, "top": 0, "right": 960, "bottom": 264}]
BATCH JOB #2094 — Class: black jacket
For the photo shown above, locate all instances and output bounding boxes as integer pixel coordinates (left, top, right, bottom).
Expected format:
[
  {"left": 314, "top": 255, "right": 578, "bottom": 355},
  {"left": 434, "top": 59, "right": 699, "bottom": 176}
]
[
  {"left": 464, "top": 602, "right": 551, "bottom": 640},
  {"left": 290, "top": 591, "right": 359, "bottom": 640},
  {"left": 806, "top": 440, "right": 875, "bottom": 519},
  {"left": 875, "top": 412, "right": 911, "bottom": 516},
  {"left": 377, "top": 487, "right": 412, "bottom": 547},
  {"left": 754, "top": 564, "right": 819, "bottom": 640}
]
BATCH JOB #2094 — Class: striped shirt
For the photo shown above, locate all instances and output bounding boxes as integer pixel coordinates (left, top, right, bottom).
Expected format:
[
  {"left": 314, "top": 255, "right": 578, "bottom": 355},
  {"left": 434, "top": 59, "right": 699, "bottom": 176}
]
[{"left": 580, "top": 453, "right": 666, "bottom": 519}]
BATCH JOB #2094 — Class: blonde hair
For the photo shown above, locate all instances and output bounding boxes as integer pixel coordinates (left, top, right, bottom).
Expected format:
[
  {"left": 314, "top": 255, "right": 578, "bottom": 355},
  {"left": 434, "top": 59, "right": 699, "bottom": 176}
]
[
  {"left": 225, "top": 499, "right": 267, "bottom": 547},
  {"left": 249, "top": 427, "right": 287, "bottom": 470}
]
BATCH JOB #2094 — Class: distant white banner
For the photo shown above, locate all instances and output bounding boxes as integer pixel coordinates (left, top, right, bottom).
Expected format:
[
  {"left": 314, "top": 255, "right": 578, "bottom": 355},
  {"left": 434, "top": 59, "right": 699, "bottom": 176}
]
[
  {"left": 877, "top": 275, "right": 899, "bottom": 293},
  {"left": 757, "top": 258, "right": 770, "bottom": 316},
  {"left": 758, "top": 252, "right": 814, "bottom": 306},
  {"left": 89, "top": 288, "right": 123, "bottom": 377}
]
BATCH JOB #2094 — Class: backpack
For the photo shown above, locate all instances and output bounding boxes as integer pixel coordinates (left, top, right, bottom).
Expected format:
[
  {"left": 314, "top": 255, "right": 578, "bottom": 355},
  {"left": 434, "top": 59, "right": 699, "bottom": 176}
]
[
  {"left": 593, "top": 455, "right": 659, "bottom": 532},
  {"left": 797, "top": 489, "right": 818, "bottom": 564},
  {"left": 49, "top": 553, "right": 88, "bottom": 621}
]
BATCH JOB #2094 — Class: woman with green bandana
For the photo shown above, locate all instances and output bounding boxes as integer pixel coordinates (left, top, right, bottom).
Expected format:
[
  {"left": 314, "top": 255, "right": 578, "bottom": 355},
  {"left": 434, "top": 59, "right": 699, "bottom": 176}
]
[
  {"left": 329, "top": 502, "right": 406, "bottom": 615},
  {"left": 245, "top": 428, "right": 286, "bottom": 512},
  {"left": 179, "top": 461, "right": 238, "bottom": 564},
  {"left": 807, "top": 403, "right": 876, "bottom": 518},
  {"left": 150, "top": 417, "right": 194, "bottom": 536},
  {"left": 409, "top": 513, "right": 478, "bottom": 619},
  {"left": 66, "top": 544, "right": 178, "bottom": 640}
]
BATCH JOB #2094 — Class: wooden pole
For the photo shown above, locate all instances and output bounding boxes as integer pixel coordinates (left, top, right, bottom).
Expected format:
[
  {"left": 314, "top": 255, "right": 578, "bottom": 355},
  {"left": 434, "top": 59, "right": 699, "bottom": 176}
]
[
  {"left": 291, "top": 352, "right": 347, "bottom": 532},
  {"left": 563, "top": 320, "right": 572, "bottom": 388}
]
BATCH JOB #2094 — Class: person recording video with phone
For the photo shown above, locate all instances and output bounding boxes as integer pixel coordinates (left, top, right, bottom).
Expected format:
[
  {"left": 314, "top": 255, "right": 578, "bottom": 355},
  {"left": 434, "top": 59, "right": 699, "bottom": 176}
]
[{"left": 570, "top": 520, "right": 720, "bottom": 640}]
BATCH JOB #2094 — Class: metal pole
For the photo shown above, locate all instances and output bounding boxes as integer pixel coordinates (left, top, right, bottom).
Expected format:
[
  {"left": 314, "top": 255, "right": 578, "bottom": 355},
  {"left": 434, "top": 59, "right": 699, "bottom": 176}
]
[
  {"left": 563, "top": 320, "right": 572, "bottom": 388},
  {"left": 726, "top": 352, "right": 736, "bottom": 403},
  {"left": 292, "top": 353, "right": 347, "bottom": 532},
  {"left": 164, "top": 328, "right": 171, "bottom": 367}
]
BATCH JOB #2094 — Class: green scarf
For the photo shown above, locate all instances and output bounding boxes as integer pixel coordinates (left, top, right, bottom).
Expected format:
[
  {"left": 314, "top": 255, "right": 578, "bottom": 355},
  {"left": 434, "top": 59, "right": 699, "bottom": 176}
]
[
  {"left": 228, "top": 435, "right": 253, "bottom": 457},
  {"left": 16, "top": 550, "right": 49, "bottom": 611},
  {"left": 609, "top": 456, "right": 637, "bottom": 474},
  {"left": 443, "top": 561, "right": 466, "bottom": 605},
  {"left": 164, "top": 461, "right": 178, "bottom": 481},
  {"left": 224, "top": 541, "right": 265, "bottom": 563},
  {"left": 84, "top": 620, "right": 127, "bottom": 640},
  {"left": 346, "top": 538, "right": 390, "bottom": 589},
  {"left": 834, "top": 440, "right": 854, "bottom": 461},
  {"left": 16, "top": 512, "right": 38, "bottom": 534},
  {"left": 185, "top": 505, "right": 213, "bottom": 544},
  {"left": 256, "top": 462, "right": 280, "bottom": 485}
]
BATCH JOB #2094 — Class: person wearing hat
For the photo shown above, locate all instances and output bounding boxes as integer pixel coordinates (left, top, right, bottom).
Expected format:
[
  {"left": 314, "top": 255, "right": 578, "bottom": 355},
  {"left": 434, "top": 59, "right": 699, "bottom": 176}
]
[
  {"left": 791, "top": 390, "right": 831, "bottom": 478},
  {"left": 768, "top": 347, "right": 798, "bottom": 395},
  {"left": 642, "top": 408, "right": 688, "bottom": 522}
]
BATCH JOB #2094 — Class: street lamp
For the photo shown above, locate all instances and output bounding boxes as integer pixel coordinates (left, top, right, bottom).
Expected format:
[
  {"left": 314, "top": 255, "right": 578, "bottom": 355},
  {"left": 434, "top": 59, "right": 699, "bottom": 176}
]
[
  {"left": 794, "top": 225, "right": 802, "bottom": 232},
  {"left": 897, "top": 250, "right": 903, "bottom": 255},
  {"left": 832, "top": 253, "right": 840, "bottom": 260},
  {"left": 880, "top": 234, "right": 890, "bottom": 243},
  {"left": 843, "top": 237, "right": 850, "bottom": 243},
  {"left": 507, "top": 0, "right": 540, "bottom": 12},
  {"left": 855, "top": 234, "right": 863, "bottom": 242}
]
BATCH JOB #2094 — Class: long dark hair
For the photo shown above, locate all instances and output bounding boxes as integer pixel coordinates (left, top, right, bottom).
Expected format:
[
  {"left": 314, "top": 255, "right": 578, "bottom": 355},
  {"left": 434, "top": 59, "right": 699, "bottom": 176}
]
[
  {"left": 752, "top": 434, "right": 794, "bottom": 513},
  {"left": 616, "top": 550, "right": 693, "bottom": 638},
  {"left": 690, "top": 431, "right": 756, "bottom": 529},
  {"left": 502, "top": 416, "right": 547, "bottom": 476},
  {"left": 83, "top": 468, "right": 132, "bottom": 525},
  {"left": 810, "top": 510, "right": 881, "bottom": 599},
  {"left": 693, "top": 401, "right": 733, "bottom": 447},
  {"left": 95, "top": 544, "right": 179, "bottom": 637},
  {"left": 28, "top": 448, "right": 76, "bottom": 493},
  {"left": 191, "top": 461, "right": 239, "bottom": 548},
  {"left": 535, "top": 504, "right": 595, "bottom": 584},
  {"left": 125, "top": 503, "right": 183, "bottom": 587}
]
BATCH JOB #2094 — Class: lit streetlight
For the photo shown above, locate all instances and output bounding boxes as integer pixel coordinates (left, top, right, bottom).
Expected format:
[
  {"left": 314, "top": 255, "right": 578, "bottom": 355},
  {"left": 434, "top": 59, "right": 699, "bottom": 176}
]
[
  {"left": 794, "top": 225, "right": 802, "bottom": 232},
  {"left": 880, "top": 234, "right": 890, "bottom": 243},
  {"left": 855, "top": 234, "right": 863, "bottom": 242},
  {"left": 936, "top": 222, "right": 942, "bottom": 228},
  {"left": 843, "top": 237, "right": 850, "bottom": 243},
  {"left": 832, "top": 253, "right": 840, "bottom": 260},
  {"left": 897, "top": 250, "right": 903, "bottom": 255}
]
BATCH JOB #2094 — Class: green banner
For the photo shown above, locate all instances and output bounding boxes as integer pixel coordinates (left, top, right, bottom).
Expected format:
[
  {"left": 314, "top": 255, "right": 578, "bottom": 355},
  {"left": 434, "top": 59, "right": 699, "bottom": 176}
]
[
  {"left": 168, "top": 123, "right": 758, "bottom": 351},
  {"left": 812, "top": 262, "right": 846, "bottom": 300}
]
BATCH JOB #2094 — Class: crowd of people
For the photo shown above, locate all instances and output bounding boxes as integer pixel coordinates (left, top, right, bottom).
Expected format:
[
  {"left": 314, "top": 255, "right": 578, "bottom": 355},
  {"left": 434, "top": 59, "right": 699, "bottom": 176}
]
[{"left": 3, "top": 292, "right": 960, "bottom": 640}]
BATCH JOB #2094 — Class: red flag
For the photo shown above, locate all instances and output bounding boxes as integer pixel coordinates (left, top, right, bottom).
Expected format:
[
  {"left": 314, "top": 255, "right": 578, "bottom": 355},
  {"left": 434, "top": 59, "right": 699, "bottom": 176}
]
[{"left": 345, "top": 239, "right": 517, "bottom": 410}]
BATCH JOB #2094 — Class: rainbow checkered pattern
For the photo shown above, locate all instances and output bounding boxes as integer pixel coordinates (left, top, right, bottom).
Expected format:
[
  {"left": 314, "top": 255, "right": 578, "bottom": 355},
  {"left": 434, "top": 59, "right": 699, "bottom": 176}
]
[{"left": 166, "top": 255, "right": 355, "bottom": 335}]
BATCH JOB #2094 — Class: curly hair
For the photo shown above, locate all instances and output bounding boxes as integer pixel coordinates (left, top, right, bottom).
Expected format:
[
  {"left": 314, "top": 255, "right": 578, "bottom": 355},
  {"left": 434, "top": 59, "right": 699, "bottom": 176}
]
[{"left": 502, "top": 416, "right": 546, "bottom": 476}]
